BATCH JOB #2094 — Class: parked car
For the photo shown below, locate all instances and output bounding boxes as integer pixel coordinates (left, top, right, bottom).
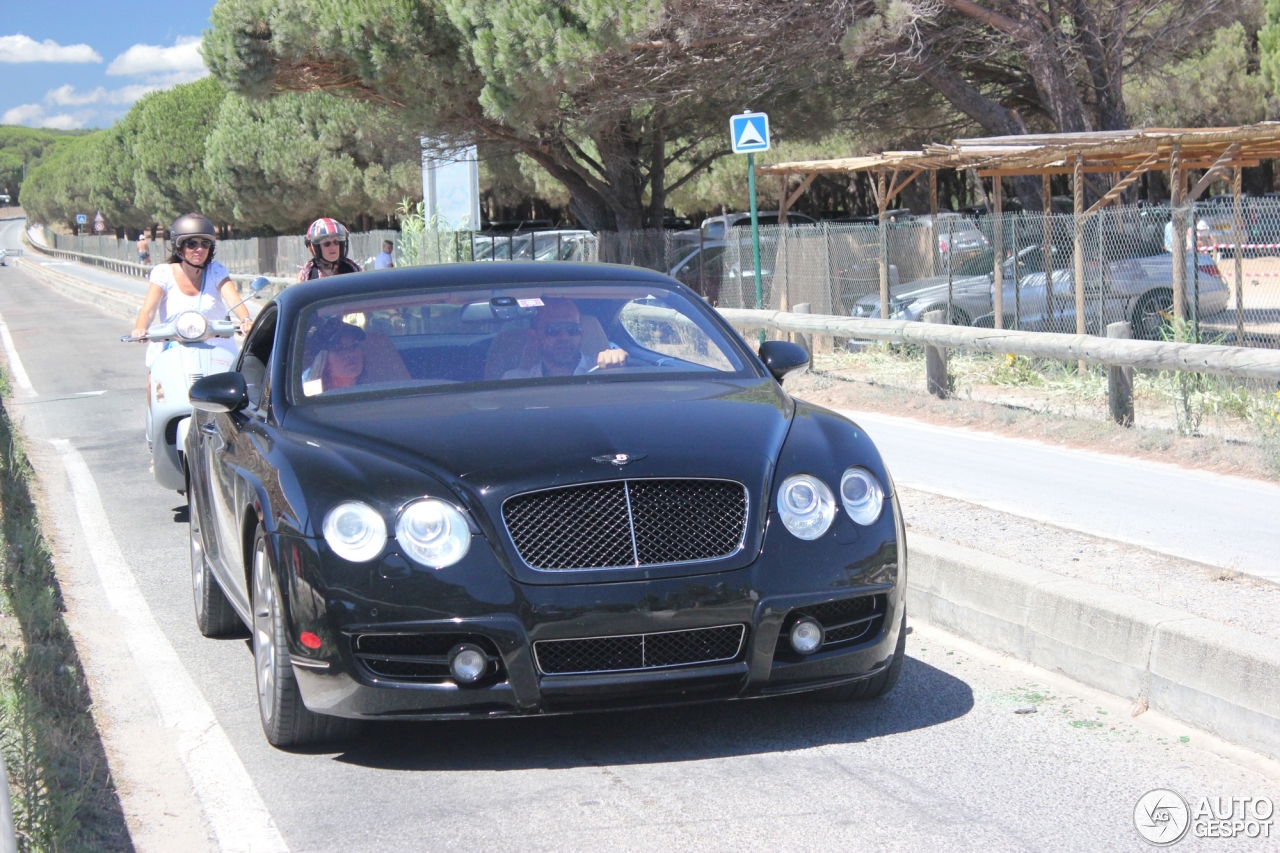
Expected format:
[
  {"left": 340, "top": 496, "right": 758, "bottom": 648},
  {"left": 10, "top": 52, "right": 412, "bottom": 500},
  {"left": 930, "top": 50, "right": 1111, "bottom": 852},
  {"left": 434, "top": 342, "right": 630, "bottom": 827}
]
[
  {"left": 916, "top": 213, "right": 992, "bottom": 275},
  {"left": 851, "top": 244, "right": 1228, "bottom": 338},
  {"left": 473, "top": 230, "right": 593, "bottom": 262},
  {"left": 699, "top": 210, "right": 818, "bottom": 241},
  {"left": 185, "top": 262, "right": 908, "bottom": 746}
]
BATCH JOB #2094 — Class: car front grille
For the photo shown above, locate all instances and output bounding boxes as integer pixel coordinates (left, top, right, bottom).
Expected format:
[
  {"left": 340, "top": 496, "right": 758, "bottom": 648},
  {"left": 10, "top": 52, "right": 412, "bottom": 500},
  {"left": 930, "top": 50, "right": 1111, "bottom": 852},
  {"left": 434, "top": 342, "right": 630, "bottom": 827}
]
[
  {"left": 351, "top": 632, "right": 502, "bottom": 682},
  {"left": 534, "top": 624, "right": 747, "bottom": 675},
  {"left": 502, "top": 478, "right": 748, "bottom": 570}
]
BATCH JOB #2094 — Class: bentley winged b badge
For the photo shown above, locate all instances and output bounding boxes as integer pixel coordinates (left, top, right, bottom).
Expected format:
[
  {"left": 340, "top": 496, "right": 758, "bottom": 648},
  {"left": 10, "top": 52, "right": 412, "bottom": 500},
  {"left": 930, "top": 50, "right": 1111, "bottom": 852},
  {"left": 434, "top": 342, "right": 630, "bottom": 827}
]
[{"left": 592, "top": 453, "right": 646, "bottom": 467}]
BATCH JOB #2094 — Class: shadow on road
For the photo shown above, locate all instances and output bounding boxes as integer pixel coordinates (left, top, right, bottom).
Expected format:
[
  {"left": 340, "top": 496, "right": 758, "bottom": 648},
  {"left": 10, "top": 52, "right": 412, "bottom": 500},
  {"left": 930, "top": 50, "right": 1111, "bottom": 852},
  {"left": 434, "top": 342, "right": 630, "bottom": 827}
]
[{"left": 325, "top": 656, "right": 972, "bottom": 771}]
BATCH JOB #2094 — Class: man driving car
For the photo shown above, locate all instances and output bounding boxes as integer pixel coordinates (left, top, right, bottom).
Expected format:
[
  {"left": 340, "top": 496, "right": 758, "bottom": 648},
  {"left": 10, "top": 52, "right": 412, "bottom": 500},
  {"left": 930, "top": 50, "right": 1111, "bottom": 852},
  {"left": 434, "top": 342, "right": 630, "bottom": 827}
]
[{"left": 503, "top": 298, "right": 627, "bottom": 378}]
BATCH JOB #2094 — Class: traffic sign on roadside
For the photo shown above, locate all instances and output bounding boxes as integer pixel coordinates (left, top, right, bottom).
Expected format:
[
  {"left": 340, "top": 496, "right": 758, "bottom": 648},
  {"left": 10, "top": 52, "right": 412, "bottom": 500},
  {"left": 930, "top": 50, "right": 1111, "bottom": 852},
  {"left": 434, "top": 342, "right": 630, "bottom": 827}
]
[
  {"left": 93, "top": 211, "right": 104, "bottom": 233},
  {"left": 75, "top": 214, "right": 87, "bottom": 225},
  {"left": 730, "top": 112, "right": 770, "bottom": 153}
]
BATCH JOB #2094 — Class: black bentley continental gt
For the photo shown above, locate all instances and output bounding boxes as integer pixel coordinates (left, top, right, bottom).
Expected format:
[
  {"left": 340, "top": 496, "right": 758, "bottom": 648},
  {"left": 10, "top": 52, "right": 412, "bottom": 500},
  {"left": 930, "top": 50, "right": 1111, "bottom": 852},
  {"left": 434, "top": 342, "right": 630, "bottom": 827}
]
[{"left": 185, "top": 262, "right": 907, "bottom": 747}]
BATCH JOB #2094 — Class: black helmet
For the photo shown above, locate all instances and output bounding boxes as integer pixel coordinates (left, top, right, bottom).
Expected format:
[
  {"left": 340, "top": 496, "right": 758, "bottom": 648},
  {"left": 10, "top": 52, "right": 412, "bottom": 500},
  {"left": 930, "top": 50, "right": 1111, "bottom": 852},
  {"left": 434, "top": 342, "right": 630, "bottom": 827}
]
[{"left": 168, "top": 213, "right": 217, "bottom": 266}]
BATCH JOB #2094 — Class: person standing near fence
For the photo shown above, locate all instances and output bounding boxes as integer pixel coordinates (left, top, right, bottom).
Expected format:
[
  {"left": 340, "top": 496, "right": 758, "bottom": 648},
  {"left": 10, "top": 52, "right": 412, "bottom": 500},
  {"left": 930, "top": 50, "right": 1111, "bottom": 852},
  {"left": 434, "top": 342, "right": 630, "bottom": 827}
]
[
  {"left": 137, "top": 231, "right": 150, "bottom": 264},
  {"left": 297, "top": 218, "right": 361, "bottom": 281},
  {"left": 374, "top": 239, "right": 395, "bottom": 270}
]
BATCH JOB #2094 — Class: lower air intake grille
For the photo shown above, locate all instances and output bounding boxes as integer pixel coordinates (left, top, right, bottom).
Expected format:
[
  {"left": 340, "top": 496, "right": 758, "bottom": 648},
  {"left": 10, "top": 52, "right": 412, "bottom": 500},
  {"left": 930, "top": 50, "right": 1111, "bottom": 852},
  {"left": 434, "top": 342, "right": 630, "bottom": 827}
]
[
  {"left": 351, "top": 632, "right": 502, "bottom": 682},
  {"left": 777, "top": 595, "right": 887, "bottom": 656},
  {"left": 534, "top": 624, "right": 747, "bottom": 675},
  {"left": 503, "top": 478, "right": 748, "bottom": 570}
]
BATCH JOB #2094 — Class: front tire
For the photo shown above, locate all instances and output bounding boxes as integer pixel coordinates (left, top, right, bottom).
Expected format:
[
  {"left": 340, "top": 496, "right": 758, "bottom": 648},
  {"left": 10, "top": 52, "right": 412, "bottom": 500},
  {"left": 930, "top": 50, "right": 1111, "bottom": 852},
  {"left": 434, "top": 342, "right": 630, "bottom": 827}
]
[
  {"left": 190, "top": 485, "right": 242, "bottom": 638},
  {"left": 251, "top": 528, "right": 360, "bottom": 747},
  {"left": 1132, "top": 289, "right": 1174, "bottom": 341}
]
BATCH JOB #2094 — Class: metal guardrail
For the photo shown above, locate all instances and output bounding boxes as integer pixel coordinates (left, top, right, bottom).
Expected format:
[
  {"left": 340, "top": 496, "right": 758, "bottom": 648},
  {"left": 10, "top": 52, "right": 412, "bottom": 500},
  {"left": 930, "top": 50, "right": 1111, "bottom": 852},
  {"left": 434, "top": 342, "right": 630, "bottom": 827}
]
[
  {"left": 24, "top": 240, "right": 292, "bottom": 289},
  {"left": 719, "top": 307, "right": 1280, "bottom": 381}
]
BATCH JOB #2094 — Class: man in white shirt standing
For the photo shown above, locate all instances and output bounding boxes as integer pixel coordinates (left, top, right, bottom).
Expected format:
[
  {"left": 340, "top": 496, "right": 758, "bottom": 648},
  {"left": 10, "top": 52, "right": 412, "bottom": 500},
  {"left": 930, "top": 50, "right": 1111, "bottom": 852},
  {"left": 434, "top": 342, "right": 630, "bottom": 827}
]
[{"left": 374, "top": 240, "right": 395, "bottom": 269}]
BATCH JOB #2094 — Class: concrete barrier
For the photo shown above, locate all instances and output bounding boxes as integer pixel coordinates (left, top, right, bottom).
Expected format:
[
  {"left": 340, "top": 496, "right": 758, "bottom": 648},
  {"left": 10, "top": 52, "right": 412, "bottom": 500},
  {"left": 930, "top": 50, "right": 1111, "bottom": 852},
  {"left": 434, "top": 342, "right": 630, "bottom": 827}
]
[
  {"left": 15, "top": 258, "right": 142, "bottom": 320},
  {"left": 908, "top": 533, "right": 1280, "bottom": 761}
]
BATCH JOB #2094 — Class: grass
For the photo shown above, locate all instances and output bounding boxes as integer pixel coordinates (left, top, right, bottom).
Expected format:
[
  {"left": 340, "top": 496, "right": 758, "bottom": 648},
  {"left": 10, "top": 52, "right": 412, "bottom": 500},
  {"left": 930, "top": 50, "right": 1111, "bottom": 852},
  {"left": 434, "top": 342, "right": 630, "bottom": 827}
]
[{"left": 0, "top": 372, "right": 132, "bottom": 852}]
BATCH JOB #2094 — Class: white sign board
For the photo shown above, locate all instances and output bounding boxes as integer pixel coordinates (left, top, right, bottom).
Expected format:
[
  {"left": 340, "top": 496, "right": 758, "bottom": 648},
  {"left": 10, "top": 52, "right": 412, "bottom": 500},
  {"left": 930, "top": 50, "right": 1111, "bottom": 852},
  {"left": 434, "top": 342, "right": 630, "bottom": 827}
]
[
  {"left": 730, "top": 112, "right": 770, "bottom": 154},
  {"left": 93, "top": 211, "right": 104, "bottom": 232},
  {"left": 422, "top": 142, "right": 481, "bottom": 231}
]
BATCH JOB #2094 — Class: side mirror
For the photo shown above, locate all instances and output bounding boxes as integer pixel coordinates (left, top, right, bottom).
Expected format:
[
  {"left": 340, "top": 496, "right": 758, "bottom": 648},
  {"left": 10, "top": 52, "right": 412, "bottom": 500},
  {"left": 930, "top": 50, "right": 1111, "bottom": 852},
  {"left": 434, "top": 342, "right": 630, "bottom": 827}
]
[
  {"left": 249, "top": 276, "right": 270, "bottom": 295},
  {"left": 190, "top": 372, "right": 249, "bottom": 414},
  {"left": 758, "top": 340, "right": 809, "bottom": 382}
]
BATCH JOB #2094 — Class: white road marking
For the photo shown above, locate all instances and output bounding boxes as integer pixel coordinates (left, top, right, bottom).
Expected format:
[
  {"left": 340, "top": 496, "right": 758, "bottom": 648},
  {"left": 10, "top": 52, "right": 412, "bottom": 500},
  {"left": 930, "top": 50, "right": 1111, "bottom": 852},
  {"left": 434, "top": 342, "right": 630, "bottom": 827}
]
[
  {"left": 52, "top": 439, "right": 289, "bottom": 853},
  {"left": 75, "top": 390, "right": 107, "bottom": 396},
  {"left": 0, "top": 311, "right": 34, "bottom": 394}
]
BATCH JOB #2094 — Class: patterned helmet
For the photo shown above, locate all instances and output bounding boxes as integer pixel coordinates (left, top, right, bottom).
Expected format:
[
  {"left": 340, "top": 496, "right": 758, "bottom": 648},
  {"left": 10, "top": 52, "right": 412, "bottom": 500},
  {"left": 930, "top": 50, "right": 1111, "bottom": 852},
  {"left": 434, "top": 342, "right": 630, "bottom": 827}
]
[{"left": 306, "top": 218, "right": 349, "bottom": 246}]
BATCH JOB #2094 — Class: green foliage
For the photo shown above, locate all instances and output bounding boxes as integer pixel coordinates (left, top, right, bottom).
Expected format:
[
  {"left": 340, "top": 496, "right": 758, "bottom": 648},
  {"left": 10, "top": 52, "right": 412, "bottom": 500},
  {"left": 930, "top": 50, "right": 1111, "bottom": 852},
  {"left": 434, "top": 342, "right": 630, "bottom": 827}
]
[
  {"left": 0, "top": 127, "right": 88, "bottom": 202},
  {"left": 21, "top": 76, "right": 423, "bottom": 232},
  {"left": 1129, "top": 22, "right": 1271, "bottom": 128},
  {"left": 205, "top": 90, "right": 421, "bottom": 234}
]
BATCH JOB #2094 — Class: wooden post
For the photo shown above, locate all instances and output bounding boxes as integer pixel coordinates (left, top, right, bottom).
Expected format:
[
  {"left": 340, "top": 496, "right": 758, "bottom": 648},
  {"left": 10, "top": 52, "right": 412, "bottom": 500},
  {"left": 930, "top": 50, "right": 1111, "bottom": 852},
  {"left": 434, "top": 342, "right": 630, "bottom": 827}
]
[
  {"left": 930, "top": 170, "right": 939, "bottom": 276},
  {"left": 1042, "top": 173, "right": 1055, "bottom": 330},
  {"left": 792, "top": 302, "right": 811, "bottom": 355},
  {"left": 1233, "top": 167, "right": 1246, "bottom": 345},
  {"left": 878, "top": 171, "right": 890, "bottom": 323},
  {"left": 778, "top": 174, "right": 788, "bottom": 224},
  {"left": 1107, "top": 321, "right": 1134, "bottom": 426},
  {"left": 1073, "top": 154, "right": 1087, "bottom": 373},
  {"left": 923, "top": 310, "right": 948, "bottom": 398},
  {"left": 993, "top": 177, "right": 1004, "bottom": 329},
  {"left": 1171, "top": 144, "right": 1187, "bottom": 321}
]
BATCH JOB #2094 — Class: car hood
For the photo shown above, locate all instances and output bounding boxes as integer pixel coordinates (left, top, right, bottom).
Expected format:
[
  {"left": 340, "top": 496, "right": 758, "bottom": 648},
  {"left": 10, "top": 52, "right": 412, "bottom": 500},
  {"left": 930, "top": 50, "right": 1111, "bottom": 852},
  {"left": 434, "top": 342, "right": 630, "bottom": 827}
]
[
  {"left": 284, "top": 376, "right": 792, "bottom": 502},
  {"left": 856, "top": 273, "right": 991, "bottom": 305}
]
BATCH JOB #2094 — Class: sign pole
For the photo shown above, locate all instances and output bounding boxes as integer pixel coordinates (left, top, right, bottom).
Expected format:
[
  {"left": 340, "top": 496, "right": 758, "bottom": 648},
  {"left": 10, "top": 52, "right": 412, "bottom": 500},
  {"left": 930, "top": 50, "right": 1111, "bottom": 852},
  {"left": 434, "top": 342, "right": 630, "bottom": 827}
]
[
  {"left": 748, "top": 153, "right": 763, "bottom": 312},
  {"left": 730, "top": 109, "right": 770, "bottom": 344}
]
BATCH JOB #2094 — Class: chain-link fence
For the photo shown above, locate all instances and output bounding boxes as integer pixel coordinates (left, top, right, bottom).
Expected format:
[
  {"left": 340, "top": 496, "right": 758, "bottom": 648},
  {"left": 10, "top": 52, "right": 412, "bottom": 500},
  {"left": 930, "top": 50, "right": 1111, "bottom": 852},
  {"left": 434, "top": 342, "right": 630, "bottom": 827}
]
[{"left": 38, "top": 199, "right": 1280, "bottom": 348}]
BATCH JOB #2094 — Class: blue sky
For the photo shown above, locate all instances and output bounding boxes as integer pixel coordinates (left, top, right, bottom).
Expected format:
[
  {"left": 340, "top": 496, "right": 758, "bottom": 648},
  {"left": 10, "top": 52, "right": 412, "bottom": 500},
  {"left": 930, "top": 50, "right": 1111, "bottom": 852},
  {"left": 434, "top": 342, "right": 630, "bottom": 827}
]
[{"left": 0, "top": 1, "right": 216, "bottom": 130}]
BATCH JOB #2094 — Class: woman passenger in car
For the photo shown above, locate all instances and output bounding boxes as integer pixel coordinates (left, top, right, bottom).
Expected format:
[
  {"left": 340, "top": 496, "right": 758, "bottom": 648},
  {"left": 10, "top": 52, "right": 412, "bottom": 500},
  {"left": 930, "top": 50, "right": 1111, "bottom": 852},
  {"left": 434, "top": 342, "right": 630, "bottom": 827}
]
[{"left": 302, "top": 321, "right": 366, "bottom": 394}]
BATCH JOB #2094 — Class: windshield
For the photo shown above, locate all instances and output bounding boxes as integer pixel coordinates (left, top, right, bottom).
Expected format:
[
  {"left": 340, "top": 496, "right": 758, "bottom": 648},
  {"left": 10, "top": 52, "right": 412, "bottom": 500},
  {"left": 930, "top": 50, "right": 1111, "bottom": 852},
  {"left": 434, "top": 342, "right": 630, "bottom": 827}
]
[{"left": 291, "top": 283, "right": 749, "bottom": 401}]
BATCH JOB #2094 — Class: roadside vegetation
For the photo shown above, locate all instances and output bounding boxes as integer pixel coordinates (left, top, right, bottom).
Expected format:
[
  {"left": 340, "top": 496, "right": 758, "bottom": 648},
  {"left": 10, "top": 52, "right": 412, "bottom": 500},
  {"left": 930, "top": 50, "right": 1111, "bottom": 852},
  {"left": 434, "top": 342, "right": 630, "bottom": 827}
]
[{"left": 0, "top": 373, "right": 131, "bottom": 852}]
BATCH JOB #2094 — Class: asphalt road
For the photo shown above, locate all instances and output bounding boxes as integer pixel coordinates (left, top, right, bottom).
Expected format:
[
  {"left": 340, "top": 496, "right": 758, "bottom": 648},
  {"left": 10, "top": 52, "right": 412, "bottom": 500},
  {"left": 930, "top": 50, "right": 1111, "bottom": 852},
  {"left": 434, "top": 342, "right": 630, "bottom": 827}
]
[
  {"left": 841, "top": 409, "right": 1280, "bottom": 583},
  {"left": 0, "top": 219, "right": 1276, "bottom": 852}
]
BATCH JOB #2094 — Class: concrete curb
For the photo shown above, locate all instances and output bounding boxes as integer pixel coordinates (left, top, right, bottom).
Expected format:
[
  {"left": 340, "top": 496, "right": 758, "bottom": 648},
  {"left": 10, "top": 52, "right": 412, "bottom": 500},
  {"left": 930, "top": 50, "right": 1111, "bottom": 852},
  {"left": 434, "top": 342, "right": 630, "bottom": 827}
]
[
  {"left": 908, "top": 533, "right": 1280, "bottom": 761},
  {"left": 14, "top": 257, "right": 141, "bottom": 321}
]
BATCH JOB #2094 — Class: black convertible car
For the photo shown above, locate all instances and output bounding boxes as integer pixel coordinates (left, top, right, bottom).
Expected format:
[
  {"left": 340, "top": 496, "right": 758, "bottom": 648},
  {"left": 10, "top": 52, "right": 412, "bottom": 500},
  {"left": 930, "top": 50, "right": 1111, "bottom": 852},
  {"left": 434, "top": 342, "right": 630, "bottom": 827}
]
[{"left": 185, "top": 262, "right": 907, "bottom": 747}]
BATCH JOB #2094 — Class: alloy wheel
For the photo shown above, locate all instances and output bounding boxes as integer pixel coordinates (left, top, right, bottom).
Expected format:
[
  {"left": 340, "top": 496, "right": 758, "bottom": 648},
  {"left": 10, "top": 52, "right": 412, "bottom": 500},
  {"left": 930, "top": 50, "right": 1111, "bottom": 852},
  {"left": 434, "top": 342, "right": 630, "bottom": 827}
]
[{"left": 252, "top": 538, "right": 277, "bottom": 728}]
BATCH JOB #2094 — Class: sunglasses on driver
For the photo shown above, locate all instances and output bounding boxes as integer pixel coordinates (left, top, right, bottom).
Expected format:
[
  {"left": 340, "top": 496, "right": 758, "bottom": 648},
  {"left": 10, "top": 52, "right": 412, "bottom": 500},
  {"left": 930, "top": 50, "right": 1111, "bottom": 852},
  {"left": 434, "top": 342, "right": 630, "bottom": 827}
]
[
  {"left": 540, "top": 322, "right": 582, "bottom": 338},
  {"left": 180, "top": 238, "right": 214, "bottom": 251}
]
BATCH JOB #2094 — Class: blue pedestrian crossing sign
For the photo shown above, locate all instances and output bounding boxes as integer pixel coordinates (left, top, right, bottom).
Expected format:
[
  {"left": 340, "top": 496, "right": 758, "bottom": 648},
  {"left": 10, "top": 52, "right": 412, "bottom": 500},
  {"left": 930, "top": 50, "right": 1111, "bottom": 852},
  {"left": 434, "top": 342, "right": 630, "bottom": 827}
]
[{"left": 730, "top": 112, "right": 770, "bottom": 154}]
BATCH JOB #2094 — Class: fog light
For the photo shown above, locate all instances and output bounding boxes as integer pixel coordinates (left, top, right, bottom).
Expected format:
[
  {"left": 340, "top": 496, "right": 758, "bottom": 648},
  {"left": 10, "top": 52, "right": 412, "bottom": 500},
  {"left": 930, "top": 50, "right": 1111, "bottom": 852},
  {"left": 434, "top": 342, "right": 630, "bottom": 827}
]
[
  {"left": 449, "top": 644, "right": 489, "bottom": 684},
  {"left": 789, "top": 618, "right": 824, "bottom": 655}
]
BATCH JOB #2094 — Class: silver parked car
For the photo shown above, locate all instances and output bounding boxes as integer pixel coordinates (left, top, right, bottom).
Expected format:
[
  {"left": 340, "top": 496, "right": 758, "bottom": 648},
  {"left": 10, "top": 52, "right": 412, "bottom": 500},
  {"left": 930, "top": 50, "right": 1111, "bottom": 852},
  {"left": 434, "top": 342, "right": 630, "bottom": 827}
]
[{"left": 852, "top": 244, "right": 1229, "bottom": 339}]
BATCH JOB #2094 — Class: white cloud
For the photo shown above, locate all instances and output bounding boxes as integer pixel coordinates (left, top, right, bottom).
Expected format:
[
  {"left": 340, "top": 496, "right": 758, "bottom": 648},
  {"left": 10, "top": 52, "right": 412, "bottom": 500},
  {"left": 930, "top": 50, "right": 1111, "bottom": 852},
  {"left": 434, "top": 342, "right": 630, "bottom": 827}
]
[
  {"left": 0, "top": 34, "right": 102, "bottom": 63},
  {"left": 1, "top": 103, "right": 85, "bottom": 130},
  {"left": 106, "top": 35, "right": 206, "bottom": 85},
  {"left": 45, "top": 83, "right": 158, "bottom": 107}
]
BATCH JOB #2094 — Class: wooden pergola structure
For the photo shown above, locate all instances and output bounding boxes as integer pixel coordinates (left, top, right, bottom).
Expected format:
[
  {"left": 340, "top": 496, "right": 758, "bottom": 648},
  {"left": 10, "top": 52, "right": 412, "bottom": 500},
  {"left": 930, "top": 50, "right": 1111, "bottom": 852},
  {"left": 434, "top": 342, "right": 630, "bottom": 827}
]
[{"left": 757, "top": 123, "right": 1280, "bottom": 340}]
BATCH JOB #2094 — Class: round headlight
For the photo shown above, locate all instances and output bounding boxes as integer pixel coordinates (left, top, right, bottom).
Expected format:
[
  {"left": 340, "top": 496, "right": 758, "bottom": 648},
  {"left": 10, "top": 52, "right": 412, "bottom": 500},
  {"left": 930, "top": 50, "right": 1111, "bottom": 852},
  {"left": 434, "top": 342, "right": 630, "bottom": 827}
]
[
  {"left": 322, "top": 501, "right": 387, "bottom": 562},
  {"left": 840, "top": 467, "right": 885, "bottom": 526},
  {"left": 777, "top": 474, "right": 836, "bottom": 540},
  {"left": 175, "top": 311, "right": 208, "bottom": 341},
  {"left": 396, "top": 498, "right": 471, "bottom": 568}
]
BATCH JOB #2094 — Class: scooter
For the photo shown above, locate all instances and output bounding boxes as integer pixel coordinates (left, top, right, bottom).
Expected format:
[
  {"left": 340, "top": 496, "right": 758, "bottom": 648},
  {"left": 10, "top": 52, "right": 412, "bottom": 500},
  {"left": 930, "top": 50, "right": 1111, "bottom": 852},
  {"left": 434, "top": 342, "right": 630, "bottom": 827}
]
[{"left": 122, "top": 276, "right": 270, "bottom": 492}]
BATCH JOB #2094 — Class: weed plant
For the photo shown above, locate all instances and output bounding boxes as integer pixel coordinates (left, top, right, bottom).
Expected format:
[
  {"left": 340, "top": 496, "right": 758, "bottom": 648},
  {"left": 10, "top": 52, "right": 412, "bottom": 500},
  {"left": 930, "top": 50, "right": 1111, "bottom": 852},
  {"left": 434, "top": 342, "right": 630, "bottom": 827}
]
[{"left": 0, "top": 374, "right": 130, "bottom": 852}]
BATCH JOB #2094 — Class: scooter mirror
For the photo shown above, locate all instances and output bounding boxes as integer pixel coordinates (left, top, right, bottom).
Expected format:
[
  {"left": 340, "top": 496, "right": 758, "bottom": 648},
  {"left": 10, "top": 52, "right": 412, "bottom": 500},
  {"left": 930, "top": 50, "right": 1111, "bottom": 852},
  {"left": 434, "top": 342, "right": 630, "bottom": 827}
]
[{"left": 249, "top": 276, "right": 270, "bottom": 294}]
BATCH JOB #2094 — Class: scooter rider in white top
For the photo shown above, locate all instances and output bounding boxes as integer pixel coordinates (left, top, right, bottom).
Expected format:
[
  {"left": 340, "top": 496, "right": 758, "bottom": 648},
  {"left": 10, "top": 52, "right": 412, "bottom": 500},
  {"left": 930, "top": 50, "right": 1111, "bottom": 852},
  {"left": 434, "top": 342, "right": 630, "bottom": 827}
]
[{"left": 131, "top": 213, "right": 253, "bottom": 362}]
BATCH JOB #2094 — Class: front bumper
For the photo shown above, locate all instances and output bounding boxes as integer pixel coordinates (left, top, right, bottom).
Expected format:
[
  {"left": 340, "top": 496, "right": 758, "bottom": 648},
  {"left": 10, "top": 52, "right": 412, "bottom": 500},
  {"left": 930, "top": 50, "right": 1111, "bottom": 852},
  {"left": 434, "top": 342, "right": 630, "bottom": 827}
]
[{"left": 274, "top": 502, "right": 906, "bottom": 720}]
